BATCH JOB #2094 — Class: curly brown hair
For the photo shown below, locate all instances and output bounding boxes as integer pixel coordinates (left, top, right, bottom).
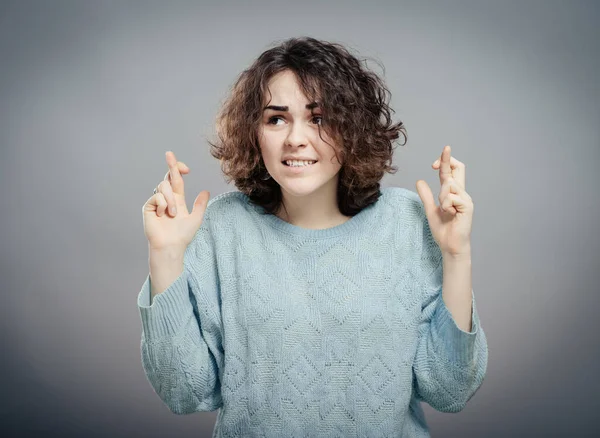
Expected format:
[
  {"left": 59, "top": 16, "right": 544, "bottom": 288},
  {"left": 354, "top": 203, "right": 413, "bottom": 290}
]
[{"left": 208, "top": 36, "right": 407, "bottom": 217}]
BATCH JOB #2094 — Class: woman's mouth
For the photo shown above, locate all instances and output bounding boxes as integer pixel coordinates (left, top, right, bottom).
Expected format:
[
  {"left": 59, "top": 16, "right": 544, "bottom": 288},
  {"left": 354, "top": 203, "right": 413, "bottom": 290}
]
[{"left": 281, "top": 160, "right": 318, "bottom": 173}]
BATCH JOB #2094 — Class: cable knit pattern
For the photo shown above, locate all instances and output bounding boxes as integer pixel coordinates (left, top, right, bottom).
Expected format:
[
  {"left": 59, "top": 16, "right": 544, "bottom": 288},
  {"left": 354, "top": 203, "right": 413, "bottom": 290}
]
[{"left": 137, "top": 186, "right": 488, "bottom": 437}]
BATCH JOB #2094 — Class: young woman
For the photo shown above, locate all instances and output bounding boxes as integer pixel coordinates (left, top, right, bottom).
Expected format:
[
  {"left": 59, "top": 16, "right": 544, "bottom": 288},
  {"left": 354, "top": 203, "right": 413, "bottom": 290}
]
[{"left": 140, "top": 36, "right": 487, "bottom": 437}]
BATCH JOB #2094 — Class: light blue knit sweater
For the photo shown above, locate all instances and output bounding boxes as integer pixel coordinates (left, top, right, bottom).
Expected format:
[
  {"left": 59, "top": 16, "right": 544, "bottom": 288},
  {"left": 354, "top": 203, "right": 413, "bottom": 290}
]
[{"left": 137, "top": 186, "right": 488, "bottom": 437}]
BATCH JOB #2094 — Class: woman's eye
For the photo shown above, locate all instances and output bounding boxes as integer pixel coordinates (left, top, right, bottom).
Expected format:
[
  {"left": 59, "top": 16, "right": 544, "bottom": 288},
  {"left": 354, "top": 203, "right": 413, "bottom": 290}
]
[
  {"left": 267, "top": 116, "right": 284, "bottom": 125},
  {"left": 267, "top": 115, "right": 322, "bottom": 125}
]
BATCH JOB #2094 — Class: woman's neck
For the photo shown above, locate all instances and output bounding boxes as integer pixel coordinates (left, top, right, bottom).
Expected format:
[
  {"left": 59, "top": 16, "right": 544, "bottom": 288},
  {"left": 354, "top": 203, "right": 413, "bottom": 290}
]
[{"left": 276, "top": 184, "right": 350, "bottom": 230}]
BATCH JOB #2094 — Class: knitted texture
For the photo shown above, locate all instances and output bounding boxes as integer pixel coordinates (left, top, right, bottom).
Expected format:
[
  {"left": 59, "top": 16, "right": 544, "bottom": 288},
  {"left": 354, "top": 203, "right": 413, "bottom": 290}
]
[{"left": 137, "top": 187, "right": 488, "bottom": 437}]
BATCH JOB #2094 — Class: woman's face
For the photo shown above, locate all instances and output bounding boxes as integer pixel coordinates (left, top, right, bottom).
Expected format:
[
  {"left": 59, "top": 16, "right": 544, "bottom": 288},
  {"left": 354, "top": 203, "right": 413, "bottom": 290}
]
[{"left": 257, "top": 70, "right": 342, "bottom": 199}]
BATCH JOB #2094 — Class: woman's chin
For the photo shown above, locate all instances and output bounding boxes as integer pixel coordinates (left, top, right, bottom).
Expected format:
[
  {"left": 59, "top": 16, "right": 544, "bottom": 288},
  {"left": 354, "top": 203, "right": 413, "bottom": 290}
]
[{"left": 279, "top": 183, "right": 321, "bottom": 198}]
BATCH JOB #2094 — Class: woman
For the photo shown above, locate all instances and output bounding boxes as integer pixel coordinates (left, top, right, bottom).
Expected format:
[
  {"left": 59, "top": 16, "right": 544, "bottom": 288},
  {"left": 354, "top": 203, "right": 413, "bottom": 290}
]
[{"left": 139, "top": 36, "right": 487, "bottom": 437}]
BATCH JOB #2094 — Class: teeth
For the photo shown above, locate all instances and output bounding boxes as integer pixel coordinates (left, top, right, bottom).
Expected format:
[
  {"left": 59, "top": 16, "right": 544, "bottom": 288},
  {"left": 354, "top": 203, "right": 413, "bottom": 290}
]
[{"left": 285, "top": 160, "right": 316, "bottom": 167}]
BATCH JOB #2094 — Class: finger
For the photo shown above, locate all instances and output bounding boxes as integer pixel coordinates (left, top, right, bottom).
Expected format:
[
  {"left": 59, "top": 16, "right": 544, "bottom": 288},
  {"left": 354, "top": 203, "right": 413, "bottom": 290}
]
[
  {"left": 441, "top": 193, "right": 458, "bottom": 215},
  {"left": 440, "top": 179, "right": 472, "bottom": 214},
  {"left": 165, "top": 151, "right": 185, "bottom": 195},
  {"left": 441, "top": 192, "right": 469, "bottom": 214},
  {"left": 157, "top": 180, "right": 177, "bottom": 216},
  {"left": 163, "top": 161, "right": 189, "bottom": 182},
  {"left": 438, "top": 177, "right": 460, "bottom": 206},
  {"left": 432, "top": 155, "right": 462, "bottom": 168},
  {"left": 439, "top": 145, "right": 452, "bottom": 183},
  {"left": 163, "top": 166, "right": 190, "bottom": 182},
  {"left": 432, "top": 152, "right": 466, "bottom": 190},
  {"left": 154, "top": 192, "right": 168, "bottom": 217},
  {"left": 438, "top": 178, "right": 451, "bottom": 206},
  {"left": 415, "top": 180, "right": 437, "bottom": 221}
]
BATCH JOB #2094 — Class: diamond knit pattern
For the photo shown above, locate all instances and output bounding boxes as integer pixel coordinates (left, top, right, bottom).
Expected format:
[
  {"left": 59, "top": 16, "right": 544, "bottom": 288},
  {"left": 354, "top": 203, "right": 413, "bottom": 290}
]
[{"left": 138, "top": 187, "right": 488, "bottom": 437}]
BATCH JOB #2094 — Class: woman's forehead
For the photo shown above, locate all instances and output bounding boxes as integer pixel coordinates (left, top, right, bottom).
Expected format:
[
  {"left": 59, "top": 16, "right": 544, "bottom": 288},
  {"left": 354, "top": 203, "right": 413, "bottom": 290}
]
[{"left": 263, "top": 71, "right": 322, "bottom": 104}]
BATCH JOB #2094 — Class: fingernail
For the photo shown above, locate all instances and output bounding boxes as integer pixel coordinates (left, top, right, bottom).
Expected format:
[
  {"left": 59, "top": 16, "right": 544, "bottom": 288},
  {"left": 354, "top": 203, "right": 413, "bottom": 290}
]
[{"left": 170, "top": 206, "right": 177, "bottom": 215}]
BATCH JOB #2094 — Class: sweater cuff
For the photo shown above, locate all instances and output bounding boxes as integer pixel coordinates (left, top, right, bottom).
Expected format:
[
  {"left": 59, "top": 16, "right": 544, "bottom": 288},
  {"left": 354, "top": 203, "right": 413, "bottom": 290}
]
[
  {"left": 431, "top": 288, "right": 480, "bottom": 367},
  {"left": 137, "top": 270, "right": 192, "bottom": 341}
]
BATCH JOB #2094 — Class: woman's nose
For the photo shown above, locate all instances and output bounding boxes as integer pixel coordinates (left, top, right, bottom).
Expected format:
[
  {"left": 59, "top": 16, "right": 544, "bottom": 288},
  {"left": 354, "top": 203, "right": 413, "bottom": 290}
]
[{"left": 285, "top": 122, "right": 310, "bottom": 147}]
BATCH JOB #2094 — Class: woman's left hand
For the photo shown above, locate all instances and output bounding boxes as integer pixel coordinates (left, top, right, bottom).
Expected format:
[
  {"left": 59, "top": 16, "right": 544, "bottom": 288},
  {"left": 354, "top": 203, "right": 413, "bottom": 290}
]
[{"left": 416, "top": 145, "right": 473, "bottom": 258}]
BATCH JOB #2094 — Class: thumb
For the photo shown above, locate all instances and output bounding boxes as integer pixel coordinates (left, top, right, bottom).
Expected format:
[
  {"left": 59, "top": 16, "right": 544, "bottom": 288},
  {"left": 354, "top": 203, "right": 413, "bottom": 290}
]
[
  {"left": 191, "top": 191, "right": 211, "bottom": 228},
  {"left": 416, "top": 180, "right": 436, "bottom": 220}
]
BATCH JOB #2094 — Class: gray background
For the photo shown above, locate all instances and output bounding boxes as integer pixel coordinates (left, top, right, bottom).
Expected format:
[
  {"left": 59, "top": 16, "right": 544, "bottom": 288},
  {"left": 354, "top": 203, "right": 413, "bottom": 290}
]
[{"left": 1, "top": 0, "right": 599, "bottom": 436}]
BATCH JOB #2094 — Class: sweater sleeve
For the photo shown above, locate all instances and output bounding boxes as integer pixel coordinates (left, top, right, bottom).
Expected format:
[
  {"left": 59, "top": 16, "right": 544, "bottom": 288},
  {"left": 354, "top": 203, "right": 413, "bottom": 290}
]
[
  {"left": 411, "top": 207, "right": 488, "bottom": 413},
  {"left": 137, "top": 214, "right": 224, "bottom": 414}
]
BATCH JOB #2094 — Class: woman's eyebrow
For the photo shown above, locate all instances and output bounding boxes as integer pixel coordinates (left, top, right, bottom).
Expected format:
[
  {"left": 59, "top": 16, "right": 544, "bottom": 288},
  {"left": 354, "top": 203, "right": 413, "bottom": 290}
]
[{"left": 263, "top": 102, "right": 320, "bottom": 112}]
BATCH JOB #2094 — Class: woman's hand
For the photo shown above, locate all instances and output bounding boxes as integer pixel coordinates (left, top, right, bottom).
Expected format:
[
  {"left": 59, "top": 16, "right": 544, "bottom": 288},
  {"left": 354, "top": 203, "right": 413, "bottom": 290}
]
[
  {"left": 142, "top": 151, "right": 210, "bottom": 253},
  {"left": 416, "top": 145, "right": 473, "bottom": 258}
]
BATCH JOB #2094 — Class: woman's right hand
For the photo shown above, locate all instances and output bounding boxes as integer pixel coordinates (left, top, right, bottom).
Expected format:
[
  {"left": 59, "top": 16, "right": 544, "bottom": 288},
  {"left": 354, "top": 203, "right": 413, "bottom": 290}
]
[{"left": 143, "top": 151, "right": 210, "bottom": 253}]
